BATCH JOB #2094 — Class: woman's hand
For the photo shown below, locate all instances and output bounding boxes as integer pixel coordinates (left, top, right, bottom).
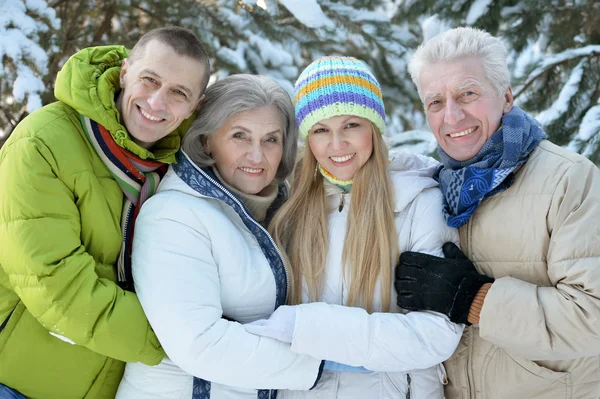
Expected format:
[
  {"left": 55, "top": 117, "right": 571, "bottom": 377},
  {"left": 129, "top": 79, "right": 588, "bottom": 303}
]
[{"left": 244, "top": 305, "right": 297, "bottom": 343}]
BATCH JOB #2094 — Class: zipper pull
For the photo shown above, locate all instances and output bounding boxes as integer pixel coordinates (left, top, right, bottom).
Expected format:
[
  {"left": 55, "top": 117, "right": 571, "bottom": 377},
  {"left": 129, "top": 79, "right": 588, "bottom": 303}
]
[{"left": 338, "top": 193, "right": 345, "bottom": 212}]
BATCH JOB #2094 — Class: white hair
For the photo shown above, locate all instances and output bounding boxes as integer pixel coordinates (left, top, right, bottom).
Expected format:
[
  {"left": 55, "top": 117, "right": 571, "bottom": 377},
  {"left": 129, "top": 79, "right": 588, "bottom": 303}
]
[{"left": 409, "top": 27, "right": 511, "bottom": 99}]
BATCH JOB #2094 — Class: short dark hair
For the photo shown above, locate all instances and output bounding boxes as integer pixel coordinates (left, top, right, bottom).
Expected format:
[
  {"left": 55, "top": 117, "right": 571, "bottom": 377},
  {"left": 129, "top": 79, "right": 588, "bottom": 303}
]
[{"left": 129, "top": 26, "right": 211, "bottom": 94}]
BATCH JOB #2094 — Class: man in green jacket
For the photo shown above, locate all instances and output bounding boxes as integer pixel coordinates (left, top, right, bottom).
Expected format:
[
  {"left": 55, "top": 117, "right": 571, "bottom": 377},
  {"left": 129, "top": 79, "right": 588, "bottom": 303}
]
[{"left": 0, "top": 26, "right": 210, "bottom": 398}]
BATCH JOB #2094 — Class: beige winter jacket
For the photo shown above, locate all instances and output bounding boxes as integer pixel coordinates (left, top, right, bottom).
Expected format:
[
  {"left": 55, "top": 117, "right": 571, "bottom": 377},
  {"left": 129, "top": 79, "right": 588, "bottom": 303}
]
[{"left": 443, "top": 140, "right": 600, "bottom": 399}]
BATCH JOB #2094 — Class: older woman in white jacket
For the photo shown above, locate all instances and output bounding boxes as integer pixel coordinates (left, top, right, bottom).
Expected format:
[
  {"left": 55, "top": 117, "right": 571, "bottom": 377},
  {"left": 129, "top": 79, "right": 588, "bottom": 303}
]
[
  {"left": 247, "top": 56, "right": 464, "bottom": 398},
  {"left": 116, "top": 75, "right": 324, "bottom": 399}
]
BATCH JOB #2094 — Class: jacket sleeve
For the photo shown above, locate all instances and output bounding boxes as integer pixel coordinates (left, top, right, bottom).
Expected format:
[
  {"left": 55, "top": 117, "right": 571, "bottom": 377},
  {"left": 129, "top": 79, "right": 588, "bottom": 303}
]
[
  {"left": 291, "top": 303, "right": 462, "bottom": 371},
  {"left": 479, "top": 160, "right": 600, "bottom": 360},
  {"left": 290, "top": 188, "right": 463, "bottom": 372},
  {"left": 0, "top": 138, "right": 164, "bottom": 365},
  {"left": 131, "top": 193, "right": 322, "bottom": 390}
]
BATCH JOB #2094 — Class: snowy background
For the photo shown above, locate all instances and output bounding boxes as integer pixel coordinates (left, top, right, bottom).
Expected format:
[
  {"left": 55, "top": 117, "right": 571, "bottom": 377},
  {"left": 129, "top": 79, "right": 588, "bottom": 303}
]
[{"left": 1, "top": 0, "right": 599, "bottom": 163}]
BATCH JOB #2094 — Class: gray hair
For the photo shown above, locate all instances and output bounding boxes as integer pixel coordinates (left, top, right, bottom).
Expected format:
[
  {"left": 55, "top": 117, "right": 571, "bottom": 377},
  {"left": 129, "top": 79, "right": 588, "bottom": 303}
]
[
  {"left": 182, "top": 74, "right": 298, "bottom": 181},
  {"left": 409, "top": 27, "right": 510, "bottom": 99}
]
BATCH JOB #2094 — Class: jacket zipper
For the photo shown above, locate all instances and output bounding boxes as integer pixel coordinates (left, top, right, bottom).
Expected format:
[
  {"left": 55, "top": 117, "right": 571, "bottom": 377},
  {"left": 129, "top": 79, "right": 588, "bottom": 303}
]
[
  {"left": 338, "top": 192, "right": 346, "bottom": 212},
  {"left": 460, "top": 222, "right": 475, "bottom": 398},
  {"left": 466, "top": 329, "right": 474, "bottom": 398},
  {"left": 179, "top": 155, "right": 288, "bottom": 399},
  {"left": 188, "top": 155, "right": 291, "bottom": 305},
  {"left": 198, "top": 166, "right": 288, "bottom": 399},
  {"left": 406, "top": 373, "right": 411, "bottom": 399},
  {"left": 117, "top": 201, "right": 133, "bottom": 284}
]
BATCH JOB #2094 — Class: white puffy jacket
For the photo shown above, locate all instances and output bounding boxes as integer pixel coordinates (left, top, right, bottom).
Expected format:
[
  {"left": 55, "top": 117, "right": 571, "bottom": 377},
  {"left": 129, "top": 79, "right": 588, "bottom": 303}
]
[
  {"left": 279, "top": 149, "right": 463, "bottom": 399},
  {"left": 117, "top": 152, "right": 322, "bottom": 399}
]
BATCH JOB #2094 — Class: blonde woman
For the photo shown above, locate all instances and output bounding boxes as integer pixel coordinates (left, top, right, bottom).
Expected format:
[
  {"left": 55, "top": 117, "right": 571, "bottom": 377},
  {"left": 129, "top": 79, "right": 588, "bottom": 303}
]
[{"left": 245, "top": 56, "right": 463, "bottom": 398}]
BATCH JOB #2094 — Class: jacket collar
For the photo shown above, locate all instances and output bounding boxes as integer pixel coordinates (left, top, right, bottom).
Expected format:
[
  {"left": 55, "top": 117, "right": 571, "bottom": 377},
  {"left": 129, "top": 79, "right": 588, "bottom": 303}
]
[{"left": 172, "top": 150, "right": 289, "bottom": 307}]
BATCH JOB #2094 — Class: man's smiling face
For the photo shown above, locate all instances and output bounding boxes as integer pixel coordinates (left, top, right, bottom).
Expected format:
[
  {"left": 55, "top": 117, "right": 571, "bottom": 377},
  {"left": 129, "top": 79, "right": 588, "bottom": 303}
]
[
  {"left": 117, "top": 39, "right": 206, "bottom": 149},
  {"left": 420, "top": 57, "right": 513, "bottom": 161}
]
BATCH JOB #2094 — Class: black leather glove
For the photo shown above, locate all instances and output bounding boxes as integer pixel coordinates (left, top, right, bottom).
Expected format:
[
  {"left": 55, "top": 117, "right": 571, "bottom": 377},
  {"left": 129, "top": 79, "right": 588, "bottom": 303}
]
[{"left": 394, "top": 242, "right": 494, "bottom": 325}]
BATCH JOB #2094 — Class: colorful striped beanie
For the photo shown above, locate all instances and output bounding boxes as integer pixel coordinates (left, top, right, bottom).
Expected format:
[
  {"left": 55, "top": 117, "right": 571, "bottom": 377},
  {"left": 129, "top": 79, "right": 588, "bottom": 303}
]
[{"left": 294, "top": 56, "right": 385, "bottom": 140}]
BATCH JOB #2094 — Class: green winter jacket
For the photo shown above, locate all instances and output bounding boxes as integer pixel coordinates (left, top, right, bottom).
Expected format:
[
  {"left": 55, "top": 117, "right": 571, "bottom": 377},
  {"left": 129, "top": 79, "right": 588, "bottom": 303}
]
[{"left": 0, "top": 46, "right": 191, "bottom": 398}]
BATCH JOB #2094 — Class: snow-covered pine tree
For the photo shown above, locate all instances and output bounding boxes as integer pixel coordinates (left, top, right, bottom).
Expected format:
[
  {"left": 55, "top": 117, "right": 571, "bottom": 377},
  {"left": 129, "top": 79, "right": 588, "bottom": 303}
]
[
  {"left": 396, "top": 0, "right": 600, "bottom": 163},
  {"left": 4, "top": 1, "right": 596, "bottom": 162},
  {"left": 198, "top": 0, "right": 424, "bottom": 135},
  {"left": 1, "top": 0, "right": 428, "bottom": 151},
  {"left": 0, "top": 0, "right": 60, "bottom": 141}
]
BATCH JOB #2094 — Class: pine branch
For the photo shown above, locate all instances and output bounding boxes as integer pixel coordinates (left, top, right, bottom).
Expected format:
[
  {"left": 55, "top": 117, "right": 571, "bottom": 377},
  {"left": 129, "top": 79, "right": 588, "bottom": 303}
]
[
  {"left": 132, "top": 4, "right": 168, "bottom": 24},
  {"left": 93, "top": 1, "right": 117, "bottom": 42},
  {"left": 515, "top": 49, "right": 600, "bottom": 99}
]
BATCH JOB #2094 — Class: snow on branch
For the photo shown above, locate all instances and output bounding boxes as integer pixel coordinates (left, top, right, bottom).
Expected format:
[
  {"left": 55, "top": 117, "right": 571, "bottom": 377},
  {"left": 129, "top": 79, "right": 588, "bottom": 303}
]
[
  {"left": 466, "top": 0, "right": 493, "bottom": 25},
  {"left": 279, "top": 0, "right": 335, "bottom": 29},
  {"left": 535, "top": 59, "right": 585, "bottom": 126},
  {"left": 325, "top": 1, "right": 390, "bottom": 23},
  {"left": 565, "top": 101, "right": 600, "bottom": 156},
  {"left": 0, "top": 0, "right": 60, "bottom": 113},
  {"left": 578, "top": 104, "right": 600, "bottom": 143},
  {"left": 516, "top": 45, "right": 600, "bottom": 98}
]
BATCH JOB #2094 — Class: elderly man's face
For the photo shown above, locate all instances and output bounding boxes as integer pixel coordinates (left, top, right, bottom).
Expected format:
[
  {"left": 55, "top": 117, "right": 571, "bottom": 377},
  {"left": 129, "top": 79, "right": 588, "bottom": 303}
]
[
  {"left": 419, "top": 58, "right": 513, "bottom": 161},
  {"left": 117, "top": 39, "right": 206, "bottom": 149}
]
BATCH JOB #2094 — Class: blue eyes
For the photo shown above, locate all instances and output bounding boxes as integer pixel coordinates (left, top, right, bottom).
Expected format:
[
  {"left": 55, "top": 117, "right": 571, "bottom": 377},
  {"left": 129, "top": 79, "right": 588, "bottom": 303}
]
[{"left": 142, "top": 77, "right": 187, "bottom": 98}]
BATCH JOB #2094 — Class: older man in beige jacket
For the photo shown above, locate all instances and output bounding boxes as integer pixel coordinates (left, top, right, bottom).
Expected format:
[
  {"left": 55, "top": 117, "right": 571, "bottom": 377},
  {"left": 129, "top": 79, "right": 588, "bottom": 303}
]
[{"left": 395, "top": 27, "right": 600, "bottom": 399}]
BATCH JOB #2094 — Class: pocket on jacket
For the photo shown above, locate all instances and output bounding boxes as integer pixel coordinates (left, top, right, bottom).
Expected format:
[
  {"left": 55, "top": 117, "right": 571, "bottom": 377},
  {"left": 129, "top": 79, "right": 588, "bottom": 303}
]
[
  {"left": 0, "top": 303, "right": 110, "bottom": 398},
  {"left": 382, "top": 372, "right": 410, "bottom": 398},
  {"left": 406, "top": 366, "right": 445, "bottom": 399},
  {"left": 0, "top": 302, "right": 24, "bottom": 352},
  {"left": 483, "top": 347, "right": 572, "bottom": 399}
]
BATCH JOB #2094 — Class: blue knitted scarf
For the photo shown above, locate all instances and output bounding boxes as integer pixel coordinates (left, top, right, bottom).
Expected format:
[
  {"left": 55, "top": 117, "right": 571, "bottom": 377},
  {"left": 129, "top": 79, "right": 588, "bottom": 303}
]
[{"left": 435, "top": 106, "right": 547, "bottom": 228}]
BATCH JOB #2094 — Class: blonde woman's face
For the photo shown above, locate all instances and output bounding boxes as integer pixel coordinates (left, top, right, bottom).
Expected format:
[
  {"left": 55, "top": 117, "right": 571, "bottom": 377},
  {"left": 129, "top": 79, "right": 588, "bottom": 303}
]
[{"left": 307, "top": 115, "right": 374, "bottom": 181}]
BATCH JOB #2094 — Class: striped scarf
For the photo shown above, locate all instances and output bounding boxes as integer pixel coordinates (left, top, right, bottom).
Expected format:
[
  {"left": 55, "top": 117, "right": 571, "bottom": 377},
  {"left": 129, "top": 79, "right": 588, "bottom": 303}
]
[{"left": 80, "top": 115, "right": 168, "bottom": 291}]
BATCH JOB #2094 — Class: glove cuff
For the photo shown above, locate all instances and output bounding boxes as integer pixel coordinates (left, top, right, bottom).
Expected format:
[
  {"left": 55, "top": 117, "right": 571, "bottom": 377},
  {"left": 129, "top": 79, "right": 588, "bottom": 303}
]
[
  {"left": 450, "top": 273, "right": 494, "bottom": 324},
  {"left": 467, "top": 283, "right": 492, "bottom": 325}
]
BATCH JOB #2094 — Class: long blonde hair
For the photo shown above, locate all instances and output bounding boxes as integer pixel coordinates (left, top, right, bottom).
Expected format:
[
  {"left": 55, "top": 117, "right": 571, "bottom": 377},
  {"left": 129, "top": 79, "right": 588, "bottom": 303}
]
[{"left": 268, "top": 128, "right": 399, "bottom": 312}]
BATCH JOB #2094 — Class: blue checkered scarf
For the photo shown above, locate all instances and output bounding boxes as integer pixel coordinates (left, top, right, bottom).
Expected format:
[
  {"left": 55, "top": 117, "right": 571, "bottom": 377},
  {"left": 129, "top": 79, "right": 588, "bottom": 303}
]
[{"left": 435, "top": 106, "right": 547, "bottom": 228}]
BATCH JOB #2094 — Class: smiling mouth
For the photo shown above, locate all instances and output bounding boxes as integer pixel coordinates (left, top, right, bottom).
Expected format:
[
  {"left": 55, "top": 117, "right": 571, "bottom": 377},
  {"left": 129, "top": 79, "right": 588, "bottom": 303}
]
[
  {"left": 449, "top": 127, "right": 477, "bottom": 138},
  {"left": 330, "top": 153, "right": 355, "bottom": 163},
  {"left": 138, "top": 106, "right": 164, "bottom": 122},
  {"left": 239, "top": 167, "right": 264, "bottom": 175}
]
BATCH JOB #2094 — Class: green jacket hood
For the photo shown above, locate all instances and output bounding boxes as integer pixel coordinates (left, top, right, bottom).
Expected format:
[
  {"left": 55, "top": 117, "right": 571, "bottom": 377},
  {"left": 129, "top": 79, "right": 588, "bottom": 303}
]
[{"left": 54, "top": 45, "right": 193, "bottom": 163}]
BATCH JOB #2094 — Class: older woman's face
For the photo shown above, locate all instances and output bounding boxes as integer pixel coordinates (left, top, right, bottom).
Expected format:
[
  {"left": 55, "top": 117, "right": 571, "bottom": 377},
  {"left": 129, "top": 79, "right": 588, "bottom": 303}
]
[{"left": 207, "top": 105, "right": 284, "bottom": 195}]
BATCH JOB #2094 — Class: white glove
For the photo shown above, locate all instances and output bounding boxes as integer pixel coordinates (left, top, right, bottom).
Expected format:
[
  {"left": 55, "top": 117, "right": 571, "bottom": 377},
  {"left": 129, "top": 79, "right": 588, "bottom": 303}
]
[{"left": 244, "top": 305, "right": 297, "bottom": 343}]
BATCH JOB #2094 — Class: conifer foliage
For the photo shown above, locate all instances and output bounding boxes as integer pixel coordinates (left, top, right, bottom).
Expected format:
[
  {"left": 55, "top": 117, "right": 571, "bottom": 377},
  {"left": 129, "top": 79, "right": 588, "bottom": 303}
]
[{"left": 1, "top": 0, "right": 598, "bottom": 164}]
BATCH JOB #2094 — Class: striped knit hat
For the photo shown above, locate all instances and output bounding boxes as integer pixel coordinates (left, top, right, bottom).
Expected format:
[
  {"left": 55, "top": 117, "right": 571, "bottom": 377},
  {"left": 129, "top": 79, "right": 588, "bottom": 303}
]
[{"left": 294, "top": 56, "right": 385, "bottom": 140}]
